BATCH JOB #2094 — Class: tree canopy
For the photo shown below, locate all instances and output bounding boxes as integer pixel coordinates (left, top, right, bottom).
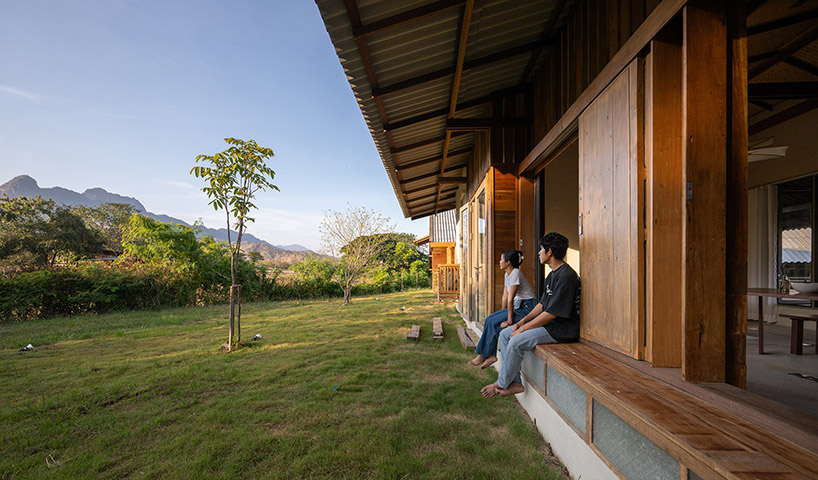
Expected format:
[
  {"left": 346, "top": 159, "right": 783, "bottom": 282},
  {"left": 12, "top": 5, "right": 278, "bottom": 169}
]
[{"left": 0, "top": 195, "right": 104, "bottom": 270}]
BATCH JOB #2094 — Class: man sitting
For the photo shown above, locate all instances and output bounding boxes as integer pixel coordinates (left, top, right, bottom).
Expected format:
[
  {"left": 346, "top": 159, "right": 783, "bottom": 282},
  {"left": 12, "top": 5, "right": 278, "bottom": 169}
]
[{"left": 482, "top": 232, "right": 580, "bottom": 398}]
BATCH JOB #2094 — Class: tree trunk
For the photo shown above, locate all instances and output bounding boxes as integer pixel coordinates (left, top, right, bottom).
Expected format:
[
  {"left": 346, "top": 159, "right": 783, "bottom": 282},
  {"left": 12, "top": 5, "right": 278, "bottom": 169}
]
[
  {"left": 343, "top": 286, "right": 351, "bottom": 305},
  {"left": 228, "top": 251, "right": 238, "bottom": 350},
  {"left": 236, "top": 284, "right": 242, "bottom": 343},
  {"left": 228, "top": 286, "right": 235, "bottom": 351}
]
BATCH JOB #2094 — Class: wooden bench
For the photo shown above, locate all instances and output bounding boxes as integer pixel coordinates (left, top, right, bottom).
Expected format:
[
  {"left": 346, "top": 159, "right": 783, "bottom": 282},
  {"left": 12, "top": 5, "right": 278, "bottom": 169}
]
[
  {"left": 779, "top": 313, "right": 818, "bottom": 355},
  {"left": 432, "top": 317, "right": 443, "bottom": 341},
  {"left": 533, "top": 342, "right": 818, "bottom": 479},
  {"left": 406, "top": 324, "right": 420, "bottom": 341},
  {"left": 457, "top": 327, "right": 480, "bottom": 349}
]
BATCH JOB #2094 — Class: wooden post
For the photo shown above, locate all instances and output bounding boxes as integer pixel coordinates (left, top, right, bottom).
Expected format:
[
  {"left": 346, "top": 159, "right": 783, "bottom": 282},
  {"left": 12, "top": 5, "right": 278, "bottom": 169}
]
[
  {"left": 725, "top": 0, "right": 748, "bottom": 389},
  {"left": 682, "top": 1, "right": 727, "bottom": 382},
  {"left": 646, "top": 19, "right": 683, "bottom": 368}
]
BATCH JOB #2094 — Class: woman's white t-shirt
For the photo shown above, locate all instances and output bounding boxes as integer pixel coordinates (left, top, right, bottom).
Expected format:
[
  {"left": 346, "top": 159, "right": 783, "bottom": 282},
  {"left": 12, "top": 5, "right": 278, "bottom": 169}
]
[{"left": 504, "top": 268, "right": 536, "bottom": 309}]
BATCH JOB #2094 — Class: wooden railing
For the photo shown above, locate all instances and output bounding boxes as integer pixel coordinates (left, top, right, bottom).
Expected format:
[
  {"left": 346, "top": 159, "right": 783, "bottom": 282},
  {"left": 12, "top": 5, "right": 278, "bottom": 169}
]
[{"left": 437, "top": 264, "right": 459, "bottom": 301}]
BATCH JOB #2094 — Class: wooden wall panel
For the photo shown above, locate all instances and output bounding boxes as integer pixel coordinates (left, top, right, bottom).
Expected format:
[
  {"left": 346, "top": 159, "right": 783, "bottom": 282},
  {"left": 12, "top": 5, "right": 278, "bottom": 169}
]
[
  {"left": 579, "top": 63, "right": 642, "bottom": 357},
  {"left": 492, "top": 166, "right": 518, "bottom": 311},
  {"left": 682, "top": 1, "right": 727, "bottom": 383},
  {"left": 528, "top": 0, "right": 656, "bottom": 163}
]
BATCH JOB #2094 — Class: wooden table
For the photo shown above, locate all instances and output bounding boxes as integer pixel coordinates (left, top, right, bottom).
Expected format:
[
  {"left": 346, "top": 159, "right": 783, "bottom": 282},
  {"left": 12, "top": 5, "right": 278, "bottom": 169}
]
[{"left": 747, "top": 287, "right": 818, "bottom": 354}]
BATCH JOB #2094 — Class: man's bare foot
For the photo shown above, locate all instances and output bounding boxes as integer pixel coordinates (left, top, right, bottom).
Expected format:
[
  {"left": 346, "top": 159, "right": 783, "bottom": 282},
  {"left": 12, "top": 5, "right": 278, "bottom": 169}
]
[
  {"left": 480, "top": 356, "right": 497, "bottom": 369},
  {"left": 497, "top": 382, "right": 525, "bottom": 396},
  {"left": 468, "top": 355, "right": 485, "bottom": 367},
  {"left": 481, "top": 382, "right": 500, "bottom": 398}
]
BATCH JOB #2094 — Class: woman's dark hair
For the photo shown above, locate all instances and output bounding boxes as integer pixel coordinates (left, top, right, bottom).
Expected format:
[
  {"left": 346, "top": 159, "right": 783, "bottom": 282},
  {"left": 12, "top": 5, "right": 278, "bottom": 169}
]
[
  {"left": 540, "top": 232, "right": 568, "bottom": 260},
  {"left": 502, "top": 249, "right": 524, "bottom": 268}
]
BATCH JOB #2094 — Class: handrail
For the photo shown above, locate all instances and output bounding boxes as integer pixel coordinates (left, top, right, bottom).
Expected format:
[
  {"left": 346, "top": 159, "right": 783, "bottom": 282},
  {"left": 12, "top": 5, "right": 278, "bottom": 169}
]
[{"left": 438, "top": 264, "right": 459, "bottom": 295}]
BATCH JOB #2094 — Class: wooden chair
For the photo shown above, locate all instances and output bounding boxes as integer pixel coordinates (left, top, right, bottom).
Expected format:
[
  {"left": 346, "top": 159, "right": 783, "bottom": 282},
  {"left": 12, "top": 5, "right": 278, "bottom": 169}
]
[{"left": 778, "top": 313, "right": 818, "bottom": 355}]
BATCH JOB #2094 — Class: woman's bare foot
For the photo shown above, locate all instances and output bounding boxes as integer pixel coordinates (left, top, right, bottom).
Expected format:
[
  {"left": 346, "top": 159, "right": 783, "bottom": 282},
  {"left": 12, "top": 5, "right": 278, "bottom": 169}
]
[
  {"left": 481, "top": 382, "right": 500, "bottom": 398},
  {"left": 468, "top": 355, "right": 485, "bottom": 367},
  {"left": 497, "top": 382, "right": 525, "bottom": 396},
  {"left": 480, "top": 356, "right": 497, "bottom": 369}
]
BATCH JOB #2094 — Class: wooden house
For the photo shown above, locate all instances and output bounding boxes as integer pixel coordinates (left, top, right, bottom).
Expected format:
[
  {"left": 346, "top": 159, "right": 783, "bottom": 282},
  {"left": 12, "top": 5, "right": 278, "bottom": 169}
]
[{"left": 316, "top": 1, "right": 818, "bottom": 478}]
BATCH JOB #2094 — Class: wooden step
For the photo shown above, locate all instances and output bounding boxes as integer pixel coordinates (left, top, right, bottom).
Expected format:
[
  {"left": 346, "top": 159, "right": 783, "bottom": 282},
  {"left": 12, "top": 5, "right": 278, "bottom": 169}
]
[
  {"left": 407, "top": 324, "right": 420, "bottom": 341},
  {"left": 433, "top": 317, "right": 443, "bottom": 341},
  {"left": 457, "top": 327, "right": 475, "bottom": 349}
]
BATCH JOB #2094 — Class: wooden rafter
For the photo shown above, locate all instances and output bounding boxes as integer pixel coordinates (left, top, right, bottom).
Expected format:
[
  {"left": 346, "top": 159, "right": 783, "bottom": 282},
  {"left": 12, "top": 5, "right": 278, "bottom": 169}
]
[
  {"left": 402, "top": 184, "right": 438, "bottom": 196},
  {"left": 749, "top": 82, "right": 818, "bottom": 100},
  {"left": 749, "top": 99, "right": 818, "bottom": 135},
  {"left": 404, "top": 184, "right": 457, "bottom": 197},
  {"left": 519, "top": 0, "right": 568, "bottom": 84},
  {"left": 407, "top": 192, "right": 456, "bottom": 207},
  {"left": 371, "top": 38, "right": 553, "bottom": 97},
  {"left": 353, "top": 0, "right": 464, "bottom": 38},
  {"left": 747, "top": 7, "right": 818, "bottom": 36},
  {"left": 410, "top": 196, "right": 456, "bottom": 210},
  {"left": 438, "top": 177, "right": 467, "bottom": 184},
  {"left": 446, "top": 117, "right": 530, "bottom": 131},
  {"left": 748, "top": 0, "right": 770, "bottom": 16},
  {"left": 382, "top": 84, "right": 527, "bottom": 131},
  {"left": 389, "top": 131, "right": 470, "bottom": 154},
  {"left": 435, "top": 0, "right": 474, "bottom": 214},
  {"left": 399, "top": 163, "right": 466, "bottom": 185},
  {"left": 394, "top": 148, "right": 471, "bottom": 171},
  {"left": 748, "top": 23, "right": 818, "bottom": 80},
  {"left": 783, "top": 58, "right": 818, "bottom": 78},
  {"left": 750, "top": 100, "right": 774, "bottom": 111},
  {"left": 748, "top": 50, "right": 776, "bottom": 63}
]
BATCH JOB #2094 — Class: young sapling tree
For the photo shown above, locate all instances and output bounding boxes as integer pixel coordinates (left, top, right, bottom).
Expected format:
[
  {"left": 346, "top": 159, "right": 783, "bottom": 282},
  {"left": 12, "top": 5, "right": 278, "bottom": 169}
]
[{"left": 191, "top": 138, "right": 277, "bottom": 351}]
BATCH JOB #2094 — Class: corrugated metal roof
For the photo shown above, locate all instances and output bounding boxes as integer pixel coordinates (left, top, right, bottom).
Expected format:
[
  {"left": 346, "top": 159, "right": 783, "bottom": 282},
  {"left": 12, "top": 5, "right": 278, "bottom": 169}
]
[
  {"left": 315, "top": 0, "right": 569, "bottom": 219},
  {"left": 431, "top": 209, "right": 458, "bottom": 242}
]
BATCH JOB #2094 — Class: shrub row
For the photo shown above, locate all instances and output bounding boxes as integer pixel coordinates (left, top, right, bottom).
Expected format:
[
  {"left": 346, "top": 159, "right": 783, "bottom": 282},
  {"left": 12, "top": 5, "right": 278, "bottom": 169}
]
[{"left": 0, "top": 263, "right": 430, "bottom": 322}]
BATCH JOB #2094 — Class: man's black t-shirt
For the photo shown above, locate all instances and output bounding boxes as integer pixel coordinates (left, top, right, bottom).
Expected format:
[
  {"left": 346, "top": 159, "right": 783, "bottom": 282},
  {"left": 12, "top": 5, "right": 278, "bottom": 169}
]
[{"left": 540, "top": 263, "right": 580, "bottom": 343}]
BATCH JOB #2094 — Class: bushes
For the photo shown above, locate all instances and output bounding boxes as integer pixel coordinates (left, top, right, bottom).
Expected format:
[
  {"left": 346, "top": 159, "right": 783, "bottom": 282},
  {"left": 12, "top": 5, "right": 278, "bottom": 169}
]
[{"left": 0, "top": 262, "right": 276, "bottom": 322}]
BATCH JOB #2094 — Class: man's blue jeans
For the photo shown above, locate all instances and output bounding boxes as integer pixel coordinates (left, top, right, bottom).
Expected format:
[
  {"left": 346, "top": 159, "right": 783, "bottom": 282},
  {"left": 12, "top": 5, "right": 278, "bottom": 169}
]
[
  {"left": 474, "top": 298, "right": 536, "bottom": 359},
  {"left": 497, "top": 324, "right": 557, "bottom": 388}
]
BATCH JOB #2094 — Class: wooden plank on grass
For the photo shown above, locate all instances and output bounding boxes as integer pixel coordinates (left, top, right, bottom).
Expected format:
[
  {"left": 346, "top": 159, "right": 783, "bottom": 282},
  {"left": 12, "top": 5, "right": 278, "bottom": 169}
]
[
  {"left": 407, "top": 324, "right": 421, "bottom": 341},
  {"left": 466, "top": 328, "right": 480, "bottom": 346},
  {"left": 433, "top": 317, "right": 443, "bottom": 340},
  {"left": 457, "top": 327, "right": 475, "bottom": 349}
]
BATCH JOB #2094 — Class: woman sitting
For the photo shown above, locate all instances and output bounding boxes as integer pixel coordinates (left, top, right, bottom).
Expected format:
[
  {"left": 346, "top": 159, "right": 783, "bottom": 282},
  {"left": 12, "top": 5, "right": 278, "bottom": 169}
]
[{"left": 468, "top": 249, "right": 536, "bottom": 369}]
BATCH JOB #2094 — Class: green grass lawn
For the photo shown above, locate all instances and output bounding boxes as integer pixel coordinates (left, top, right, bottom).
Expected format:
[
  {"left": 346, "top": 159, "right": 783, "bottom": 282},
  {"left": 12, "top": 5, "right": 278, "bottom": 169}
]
[{"left": 0, "top": 290, "right": 565, "bottom": 479}]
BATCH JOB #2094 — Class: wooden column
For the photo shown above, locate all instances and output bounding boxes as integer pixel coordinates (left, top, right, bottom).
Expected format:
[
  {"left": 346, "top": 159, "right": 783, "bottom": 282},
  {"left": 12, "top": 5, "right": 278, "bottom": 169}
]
[
  {"left": 646, "top": 19, "right": 683, "bottom": 368},
  {"left": 682, "top": 1, "right": 727, "bottom": 382},
  {"left": 726, "top": 2, "right": 748, "bottom": 389}
]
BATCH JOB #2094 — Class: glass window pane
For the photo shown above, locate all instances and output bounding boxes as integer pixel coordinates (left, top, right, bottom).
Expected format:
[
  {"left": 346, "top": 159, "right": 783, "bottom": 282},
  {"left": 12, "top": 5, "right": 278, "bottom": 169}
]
[{"left": 778, "top": 176, "right": 813, "bottom": 305}]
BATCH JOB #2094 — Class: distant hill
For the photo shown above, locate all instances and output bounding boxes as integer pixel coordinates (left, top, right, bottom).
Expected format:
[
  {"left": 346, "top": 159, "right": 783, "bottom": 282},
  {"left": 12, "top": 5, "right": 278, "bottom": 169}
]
[
  {"left": 274, "top": 244, "right": 312, "bottom": 252},
  {"left": 1, "top": 174, "right": 146, "bottom": 211},
  {"left": 243, "top": 242, "right": 320, "bottom": 264},
  {"left": 0, "top": 175, "right": 313, "bottom": 255}
]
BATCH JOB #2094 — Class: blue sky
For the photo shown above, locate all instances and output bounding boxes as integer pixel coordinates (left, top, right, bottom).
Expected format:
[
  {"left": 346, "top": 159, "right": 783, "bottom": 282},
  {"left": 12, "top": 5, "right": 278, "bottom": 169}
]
[{"left": 0, "top": 0, "right": 427, "bottom": 251}]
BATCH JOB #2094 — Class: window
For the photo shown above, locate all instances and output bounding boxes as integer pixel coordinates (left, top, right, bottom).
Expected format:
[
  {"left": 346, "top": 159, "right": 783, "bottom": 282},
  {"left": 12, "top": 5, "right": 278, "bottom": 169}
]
[{"left": 777, "top": 175, "right": 815, "bottom": 305}]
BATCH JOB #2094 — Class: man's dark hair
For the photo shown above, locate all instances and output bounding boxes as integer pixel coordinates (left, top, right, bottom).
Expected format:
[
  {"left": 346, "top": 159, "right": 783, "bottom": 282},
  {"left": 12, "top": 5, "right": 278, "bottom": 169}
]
[{"left": 540, "top": 232, "right": 568, "bottom": 260}]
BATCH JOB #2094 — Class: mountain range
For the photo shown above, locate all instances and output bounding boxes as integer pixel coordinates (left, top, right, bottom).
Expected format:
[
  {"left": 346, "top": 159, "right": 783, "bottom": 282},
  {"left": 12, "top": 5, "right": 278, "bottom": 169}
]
[{"left": 0, "top": 175, "right": 314, "bottom": 260}]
